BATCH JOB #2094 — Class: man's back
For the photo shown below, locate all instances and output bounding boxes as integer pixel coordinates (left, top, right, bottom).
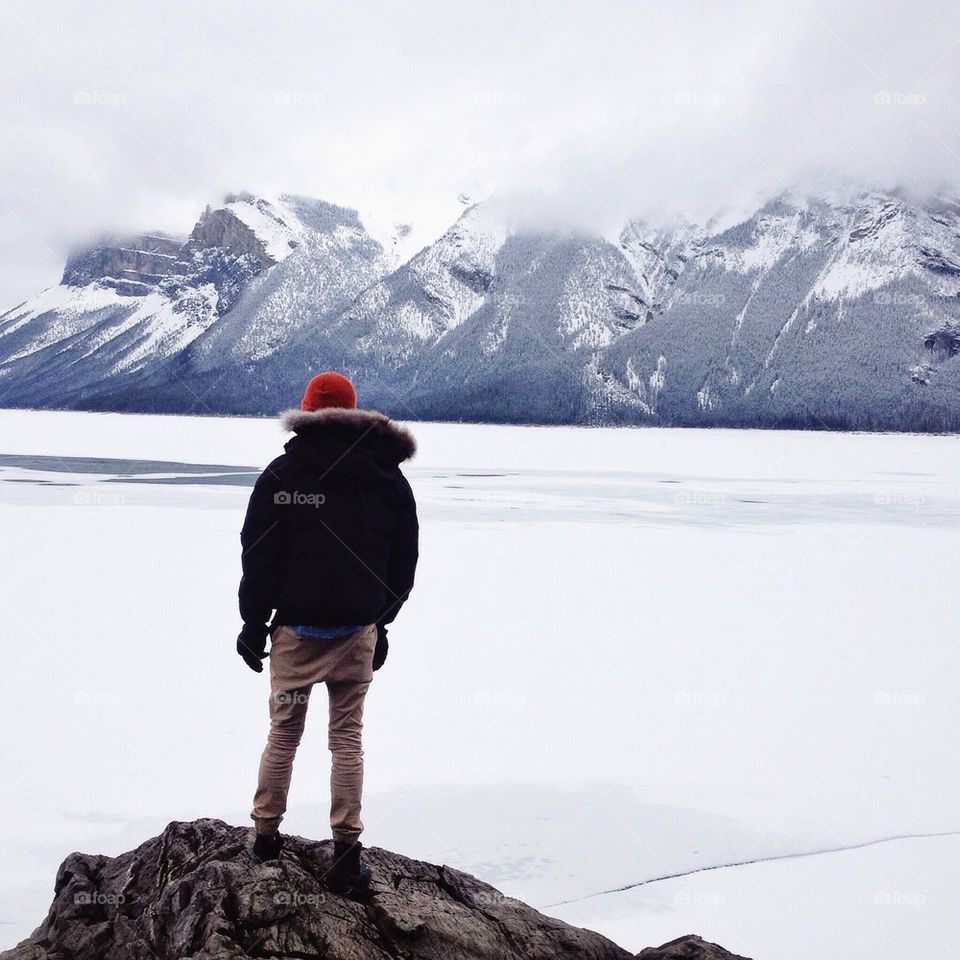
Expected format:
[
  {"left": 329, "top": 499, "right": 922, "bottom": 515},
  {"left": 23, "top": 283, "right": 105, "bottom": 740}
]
[{"left": 239, "top": 406, "right": 418, "bottom": 630}]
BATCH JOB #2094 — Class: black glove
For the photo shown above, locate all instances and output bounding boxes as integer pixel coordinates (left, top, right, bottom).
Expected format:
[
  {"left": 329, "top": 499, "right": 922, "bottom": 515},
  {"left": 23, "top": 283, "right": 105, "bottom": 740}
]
[
  {"left": 373, "top": 623, "right": 388, "bottom": 671},
  {"left": 237, "top": 623, "right": 269, "bottom": 673}
]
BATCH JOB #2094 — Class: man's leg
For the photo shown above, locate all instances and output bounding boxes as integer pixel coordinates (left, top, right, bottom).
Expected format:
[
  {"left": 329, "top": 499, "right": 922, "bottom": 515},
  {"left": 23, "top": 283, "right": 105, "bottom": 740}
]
[
  {"left": 326, "top": 680, "right": 370, "bottom": 843},
  {"left": 251, "top": 683, "right": 312, "bottom": 834}
]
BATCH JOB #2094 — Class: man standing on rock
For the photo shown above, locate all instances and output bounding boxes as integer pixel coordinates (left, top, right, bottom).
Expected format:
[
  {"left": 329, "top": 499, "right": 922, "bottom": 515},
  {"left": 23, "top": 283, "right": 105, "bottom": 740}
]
[{"left": 236, "top": 371, "right": 418, "bottom": 890}]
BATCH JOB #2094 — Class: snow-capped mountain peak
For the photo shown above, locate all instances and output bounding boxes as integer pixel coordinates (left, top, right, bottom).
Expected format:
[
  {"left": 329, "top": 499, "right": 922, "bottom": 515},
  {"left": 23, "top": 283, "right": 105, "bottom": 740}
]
[{"left": 1, "top": 187, "right": 958, "bottom": 429}]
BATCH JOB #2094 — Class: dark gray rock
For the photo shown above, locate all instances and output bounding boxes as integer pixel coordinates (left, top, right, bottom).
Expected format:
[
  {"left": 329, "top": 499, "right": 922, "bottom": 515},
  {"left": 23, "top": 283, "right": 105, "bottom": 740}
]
[
  {"left": 2, "top": 818, "right": 715, "bottom": 960},
  {"left": 637, "top": 934, "right": 752, "bottom": 960}
]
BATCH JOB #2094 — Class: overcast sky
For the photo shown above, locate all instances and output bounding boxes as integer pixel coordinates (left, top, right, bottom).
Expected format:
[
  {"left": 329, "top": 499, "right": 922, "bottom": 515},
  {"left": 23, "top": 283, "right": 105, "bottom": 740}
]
[{"left": 0, "top": 0, "right": 957, "bottom": 310}]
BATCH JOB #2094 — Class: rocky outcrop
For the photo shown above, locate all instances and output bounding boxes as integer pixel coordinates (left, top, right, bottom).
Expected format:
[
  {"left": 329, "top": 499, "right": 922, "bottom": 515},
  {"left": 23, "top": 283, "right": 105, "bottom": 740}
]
[
  {"left": 184, "top": 205, "right": 277, "bottom": 270},
  {"left": 0, "top": 819, "right": 751, "bottom": 960},
  {"left": 60, "top": 198, "right": 284, "bottom": 308},
  {"left": 61, "top": 234, "right": 186, "bottom": 288},
  {"left": 58, "top": 203, "right": 283, "bottom": 320},
  {"left": 638, "top": 935, "right": 752, "bottom": 960},
  {"left": 924, "top": 326, "right": 960, "bottom": 358}
]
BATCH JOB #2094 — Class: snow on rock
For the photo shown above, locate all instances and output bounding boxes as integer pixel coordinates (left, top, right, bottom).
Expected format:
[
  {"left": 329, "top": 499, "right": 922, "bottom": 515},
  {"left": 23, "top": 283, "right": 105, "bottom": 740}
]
[
  {"left": 223, "top": 194, "right": 303, "bottom": 264},
  {"left": 619, "top": 220, "right": 696, "bottom": 310},
  {"left": 810, "top": 193, "right": 960, "bottom": 301},
  {"left": 408, "top": 201, "right": 507, "bottom": 331},
  {"left": 650, "top": 354, "right": 667, "bottom": 394},
  {"left": 0, "top": 283, "right": 125, "bottom": 347}
]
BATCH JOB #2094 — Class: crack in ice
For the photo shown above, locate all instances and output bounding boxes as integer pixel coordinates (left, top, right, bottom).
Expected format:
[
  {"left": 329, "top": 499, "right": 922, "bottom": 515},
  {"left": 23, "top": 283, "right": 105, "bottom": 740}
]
[{"left": 542, "top": 829, "right": 960, "bottom": 908}]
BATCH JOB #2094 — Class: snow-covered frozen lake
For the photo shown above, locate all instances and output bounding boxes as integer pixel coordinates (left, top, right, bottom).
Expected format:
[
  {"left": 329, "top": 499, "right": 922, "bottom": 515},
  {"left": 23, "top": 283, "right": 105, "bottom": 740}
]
[{"left": 1, "top": 409, "right": 958, "bottom": 958}]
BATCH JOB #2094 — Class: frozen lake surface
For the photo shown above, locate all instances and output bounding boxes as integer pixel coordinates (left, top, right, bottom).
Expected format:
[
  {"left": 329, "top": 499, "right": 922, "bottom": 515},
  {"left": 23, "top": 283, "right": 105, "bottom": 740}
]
[{"left": 0, "top": 409, "right": 958, "bottom": 958}]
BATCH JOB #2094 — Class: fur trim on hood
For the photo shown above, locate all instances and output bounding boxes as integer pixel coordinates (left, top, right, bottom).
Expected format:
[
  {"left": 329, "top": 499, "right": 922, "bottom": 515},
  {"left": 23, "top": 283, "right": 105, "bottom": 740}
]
[{"left": 280, "top": 407, "right": 416, "bottom": 462}]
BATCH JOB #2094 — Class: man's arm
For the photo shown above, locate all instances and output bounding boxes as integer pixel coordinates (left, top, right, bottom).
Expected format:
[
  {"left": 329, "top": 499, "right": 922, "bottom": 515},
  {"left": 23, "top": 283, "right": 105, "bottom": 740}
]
[
  {"left": 378, "top": 472, "right": 419, "bottom": 625},
  {"left": 239, "top": 458, "right": 286, "bottom": 628}
]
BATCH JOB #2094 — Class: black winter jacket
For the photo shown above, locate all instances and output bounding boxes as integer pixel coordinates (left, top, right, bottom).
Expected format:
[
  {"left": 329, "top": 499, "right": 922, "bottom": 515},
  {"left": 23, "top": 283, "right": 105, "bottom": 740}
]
[{"left": 239, "top": 407, "right": 419, "bottom": 629}]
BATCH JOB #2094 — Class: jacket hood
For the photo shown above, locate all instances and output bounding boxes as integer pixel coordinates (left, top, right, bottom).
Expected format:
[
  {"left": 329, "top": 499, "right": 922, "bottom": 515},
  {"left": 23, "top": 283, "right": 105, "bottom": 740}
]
[{"left": 280, "top": 407, "right": 416, "bottom": 464}]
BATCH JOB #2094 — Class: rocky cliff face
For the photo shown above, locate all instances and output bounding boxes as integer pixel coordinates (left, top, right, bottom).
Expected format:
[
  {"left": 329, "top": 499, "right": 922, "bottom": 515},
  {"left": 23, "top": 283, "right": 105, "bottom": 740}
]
[
  {"left": 0, "top": 819, "right": 749, "bottom": 960},
  {"left": 61, "top": 234, "right": 187, "bottom": 294}
]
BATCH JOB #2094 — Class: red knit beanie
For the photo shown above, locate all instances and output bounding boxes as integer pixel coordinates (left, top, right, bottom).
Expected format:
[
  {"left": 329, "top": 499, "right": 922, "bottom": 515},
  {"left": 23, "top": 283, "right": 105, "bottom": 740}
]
[{"left": 301, "top": 371, "right": 357, "bottom": 411}]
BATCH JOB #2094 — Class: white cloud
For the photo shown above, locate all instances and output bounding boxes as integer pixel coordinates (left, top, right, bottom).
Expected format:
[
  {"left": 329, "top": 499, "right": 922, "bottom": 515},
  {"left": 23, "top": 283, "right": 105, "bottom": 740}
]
[{"left": 0, "top": 0, "right": 956, "bottom": 309}]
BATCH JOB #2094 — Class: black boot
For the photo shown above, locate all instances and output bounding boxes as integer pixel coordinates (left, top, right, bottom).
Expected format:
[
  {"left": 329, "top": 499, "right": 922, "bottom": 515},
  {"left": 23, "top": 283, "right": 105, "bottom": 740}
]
[
  {"left": 252, "top": 831, "right": 284, "bottom": 863},
  {"left": 326, "top": 840, "right": 371, "bottom": 891}
]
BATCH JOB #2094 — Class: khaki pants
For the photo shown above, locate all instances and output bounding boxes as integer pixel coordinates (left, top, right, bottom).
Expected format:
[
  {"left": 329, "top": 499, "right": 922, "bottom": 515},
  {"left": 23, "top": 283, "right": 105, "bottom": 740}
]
[{"left": 251, "top": 623, "right": 376, "bottom": 843}]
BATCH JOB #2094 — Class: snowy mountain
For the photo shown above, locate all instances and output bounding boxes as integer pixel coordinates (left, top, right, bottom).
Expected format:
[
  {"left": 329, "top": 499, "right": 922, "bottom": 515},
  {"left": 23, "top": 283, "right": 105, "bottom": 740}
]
[
  {"left": 603, "top": 193, "right": 960, "bottom": 430},
  {"left": 0, "top": 194, "right": 396, "bottom": 413},
  {"left": 1, "top": 189, "right": 959, "bottom": 430}
]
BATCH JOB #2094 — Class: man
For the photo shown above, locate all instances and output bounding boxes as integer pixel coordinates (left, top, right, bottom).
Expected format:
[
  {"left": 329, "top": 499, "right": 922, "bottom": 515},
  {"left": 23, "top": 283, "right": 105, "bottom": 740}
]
[{"left": 237, "top": 371, "right": 418, "bottom": 890}]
